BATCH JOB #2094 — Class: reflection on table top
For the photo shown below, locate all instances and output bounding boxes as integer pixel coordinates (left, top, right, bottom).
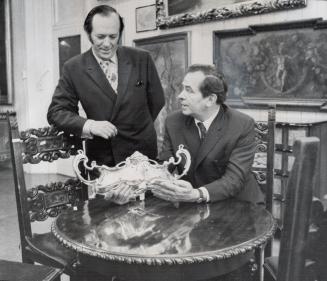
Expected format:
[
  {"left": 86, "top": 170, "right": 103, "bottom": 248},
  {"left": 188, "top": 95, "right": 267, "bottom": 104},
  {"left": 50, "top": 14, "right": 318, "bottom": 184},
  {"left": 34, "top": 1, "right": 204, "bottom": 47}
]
[{"left": 52, "top": 197, "right": 276, "bottom": 266}]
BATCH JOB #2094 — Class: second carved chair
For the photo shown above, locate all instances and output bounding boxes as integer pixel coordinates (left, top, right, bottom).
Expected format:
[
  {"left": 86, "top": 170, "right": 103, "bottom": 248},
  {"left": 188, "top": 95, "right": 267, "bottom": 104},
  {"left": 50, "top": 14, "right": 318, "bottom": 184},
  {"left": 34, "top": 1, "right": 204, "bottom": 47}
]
[{"left": 7, "top": 114, "right": 88, "bottom": 279}]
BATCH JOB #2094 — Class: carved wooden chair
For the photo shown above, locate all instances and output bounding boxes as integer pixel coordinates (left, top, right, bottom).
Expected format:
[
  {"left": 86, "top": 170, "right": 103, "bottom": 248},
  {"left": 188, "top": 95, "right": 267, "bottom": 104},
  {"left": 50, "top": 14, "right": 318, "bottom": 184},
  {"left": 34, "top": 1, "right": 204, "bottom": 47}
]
[
  {"left": 0, "top": 259, "right": 62, "bottom": 281},
  {"left": 7, "top": 114, "right": 87, "bottom": 279},
  {"left": 252, "top": 105, "right": 276, "bottom": 258},
  {"left": 263, "top": 137, "right": 320, "bottom": 281}
]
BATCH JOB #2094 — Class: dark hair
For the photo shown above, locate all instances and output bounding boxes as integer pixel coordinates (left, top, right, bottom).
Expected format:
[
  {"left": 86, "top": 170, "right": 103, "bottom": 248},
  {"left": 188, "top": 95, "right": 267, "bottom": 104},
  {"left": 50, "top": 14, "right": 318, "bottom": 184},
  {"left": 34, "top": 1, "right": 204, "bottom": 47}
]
[
  {"left": 186, "top": 64, "right": 228, "bottom": 104},
  {"left": 83, "top": 5, "right": 124, "bottom": 38}
]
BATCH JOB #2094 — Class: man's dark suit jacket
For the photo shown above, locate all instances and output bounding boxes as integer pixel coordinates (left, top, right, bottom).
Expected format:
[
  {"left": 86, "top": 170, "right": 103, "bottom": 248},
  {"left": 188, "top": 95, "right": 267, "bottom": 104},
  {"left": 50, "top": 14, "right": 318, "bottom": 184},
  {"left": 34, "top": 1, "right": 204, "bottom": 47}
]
[
  {"left": 160, "top": 104, "right": 264, "bottom": 204},
  {"left": 47, "top": 46, "right": 165, "bottom": 165}
]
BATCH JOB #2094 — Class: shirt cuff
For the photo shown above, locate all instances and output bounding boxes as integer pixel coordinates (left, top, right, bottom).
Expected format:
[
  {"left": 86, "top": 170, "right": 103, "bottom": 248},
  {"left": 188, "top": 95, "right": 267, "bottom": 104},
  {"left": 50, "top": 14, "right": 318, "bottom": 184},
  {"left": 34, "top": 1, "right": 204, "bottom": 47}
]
[
  {"left": 81, "top": 119, "right": 94, "bottom": 139},
  {"left": 199, "top": 186, "right": 210, "bottom": 203}
]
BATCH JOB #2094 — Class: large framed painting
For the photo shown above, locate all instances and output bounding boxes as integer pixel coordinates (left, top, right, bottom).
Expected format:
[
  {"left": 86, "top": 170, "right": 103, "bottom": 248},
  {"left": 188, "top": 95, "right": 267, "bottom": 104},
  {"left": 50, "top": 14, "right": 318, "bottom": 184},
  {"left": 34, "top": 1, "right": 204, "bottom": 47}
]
[
  {"left": 156, "top": 0, "right": 306, "bottom": 29},
  {"left": 213, "top": 18, "right": 327, "bottom": 108},
  {"left": 134, "top": 32, "right": 189, "bottom": 153}
]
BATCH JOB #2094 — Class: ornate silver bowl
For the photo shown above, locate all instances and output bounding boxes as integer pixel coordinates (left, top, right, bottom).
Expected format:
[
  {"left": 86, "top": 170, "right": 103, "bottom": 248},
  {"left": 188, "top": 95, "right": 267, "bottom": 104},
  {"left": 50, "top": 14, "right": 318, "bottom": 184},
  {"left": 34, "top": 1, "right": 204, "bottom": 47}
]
[{"left": 73, "top": 145, "right": 191, "bottom": 199}]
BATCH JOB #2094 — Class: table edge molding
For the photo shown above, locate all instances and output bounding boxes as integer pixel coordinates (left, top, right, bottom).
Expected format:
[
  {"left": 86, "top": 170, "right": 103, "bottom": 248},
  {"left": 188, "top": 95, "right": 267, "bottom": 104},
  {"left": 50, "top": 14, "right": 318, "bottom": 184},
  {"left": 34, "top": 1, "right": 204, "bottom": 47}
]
[{"left": 51, "top": 219, "right": 277, "bottom": 266}]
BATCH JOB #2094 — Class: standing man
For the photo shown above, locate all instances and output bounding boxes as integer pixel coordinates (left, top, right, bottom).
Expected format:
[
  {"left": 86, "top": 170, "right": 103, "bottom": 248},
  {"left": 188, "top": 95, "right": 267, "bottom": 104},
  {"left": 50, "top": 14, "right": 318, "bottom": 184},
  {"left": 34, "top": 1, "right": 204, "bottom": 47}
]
[
  {"left": 47, "top": 5, "right": 165, "bottom": 166},
  {"left": 152, "top": 64, "right": 264, "bottom": 205}
]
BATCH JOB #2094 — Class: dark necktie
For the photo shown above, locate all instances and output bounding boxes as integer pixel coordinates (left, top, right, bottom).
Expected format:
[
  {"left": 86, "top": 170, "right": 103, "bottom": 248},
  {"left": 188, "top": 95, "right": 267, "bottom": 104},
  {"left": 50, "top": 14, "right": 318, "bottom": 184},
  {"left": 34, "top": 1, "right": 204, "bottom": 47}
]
[{"left": 197, "top": 122, "right": 207, "bottom": 142}]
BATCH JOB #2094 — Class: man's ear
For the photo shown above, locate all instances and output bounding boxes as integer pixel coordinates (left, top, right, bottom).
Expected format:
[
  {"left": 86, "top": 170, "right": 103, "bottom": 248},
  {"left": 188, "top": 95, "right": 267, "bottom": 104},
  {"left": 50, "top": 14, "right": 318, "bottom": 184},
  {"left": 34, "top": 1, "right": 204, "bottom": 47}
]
[
  {"left": 206, "top": 94, "right": 217, "bottom": 106},
  {"left": 88, "top": 33, "right": 93, "bottom": 44}
]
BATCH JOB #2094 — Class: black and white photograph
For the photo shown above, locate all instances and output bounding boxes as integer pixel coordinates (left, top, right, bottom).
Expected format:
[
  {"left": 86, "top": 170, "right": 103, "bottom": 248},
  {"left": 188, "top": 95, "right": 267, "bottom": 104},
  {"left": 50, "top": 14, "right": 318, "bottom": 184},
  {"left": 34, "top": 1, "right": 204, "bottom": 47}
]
[{"left": 1, "top": 0, "right": 327, "bottom": 280}]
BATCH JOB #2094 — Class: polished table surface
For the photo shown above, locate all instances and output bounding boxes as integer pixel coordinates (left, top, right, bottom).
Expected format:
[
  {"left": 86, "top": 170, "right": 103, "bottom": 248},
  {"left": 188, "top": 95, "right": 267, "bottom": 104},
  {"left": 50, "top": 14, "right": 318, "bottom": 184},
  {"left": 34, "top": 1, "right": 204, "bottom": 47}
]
[{"left": 52, "top": 197, "right": 276, "bottom": 281}]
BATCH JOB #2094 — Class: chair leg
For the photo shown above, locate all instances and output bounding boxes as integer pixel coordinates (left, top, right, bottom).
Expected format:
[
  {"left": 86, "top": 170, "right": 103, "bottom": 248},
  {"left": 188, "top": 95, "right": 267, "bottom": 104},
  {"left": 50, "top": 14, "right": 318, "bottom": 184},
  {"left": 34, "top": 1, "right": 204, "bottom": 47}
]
[
  {"left": 254, "top": 244, "right": 265, "bottom": 281},
  {"left": 21, "top": 252, "right": 34, "bottom": 265}
]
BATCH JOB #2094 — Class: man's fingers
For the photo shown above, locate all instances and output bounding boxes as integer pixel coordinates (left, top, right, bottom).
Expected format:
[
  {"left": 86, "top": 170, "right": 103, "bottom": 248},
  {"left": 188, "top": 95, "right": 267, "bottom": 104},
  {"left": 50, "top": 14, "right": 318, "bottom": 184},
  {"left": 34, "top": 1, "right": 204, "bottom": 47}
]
[
  {"left": 152, "top": 190, "right": 176, "bottom": 202},
  {"left": 174, "top": 180, "right": 192, "bottom": 190},
  {"left": 151, "top": 179, "right": 176, "bottom": 191},
  {"left": 90, "top": 121, "right": 118, "bottom": 139}
]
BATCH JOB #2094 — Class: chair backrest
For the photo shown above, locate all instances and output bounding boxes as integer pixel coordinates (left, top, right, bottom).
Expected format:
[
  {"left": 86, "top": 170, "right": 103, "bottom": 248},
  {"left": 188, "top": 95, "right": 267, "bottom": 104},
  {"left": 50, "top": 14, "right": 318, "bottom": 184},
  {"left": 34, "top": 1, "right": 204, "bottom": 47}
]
[
  {"left": 252, "top": 105, "right": 276, "bottom": 212},
  {"left": 6, "top": 114, "right": 86, "bottom": 246},
  {"left": 277, "top": 136, "right": 320, "bottom": 281}
]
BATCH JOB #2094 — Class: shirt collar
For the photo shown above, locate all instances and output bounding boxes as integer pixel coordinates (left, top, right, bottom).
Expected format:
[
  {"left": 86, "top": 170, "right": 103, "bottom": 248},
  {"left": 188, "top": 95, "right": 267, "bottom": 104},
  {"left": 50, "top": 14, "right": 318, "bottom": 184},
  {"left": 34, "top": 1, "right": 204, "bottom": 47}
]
[
  {"left": 194, "top": 106, "right": 220, "bottom": 131},
  {"left": 92, "top": 48, "right": 118, "bottom": 65}
]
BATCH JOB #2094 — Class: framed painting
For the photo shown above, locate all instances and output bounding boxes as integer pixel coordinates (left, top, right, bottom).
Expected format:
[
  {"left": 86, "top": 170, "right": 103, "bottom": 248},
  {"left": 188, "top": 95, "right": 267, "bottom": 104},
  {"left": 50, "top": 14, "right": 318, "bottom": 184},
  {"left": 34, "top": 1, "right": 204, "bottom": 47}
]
[
  {"left": 58, "top": 35, "right": 81, "bottom": 76},
  {"left": 136, "top": 4, "right": 157, "bottom": 32},
  {"left": 213, "top": 18, "right": 327, "bottom": 108},
  {"left": 156, "top": 0, "right": 306, "bottom": 29},
  {"left": 134, "top": 32, "right": 189, "bottom": 153}
]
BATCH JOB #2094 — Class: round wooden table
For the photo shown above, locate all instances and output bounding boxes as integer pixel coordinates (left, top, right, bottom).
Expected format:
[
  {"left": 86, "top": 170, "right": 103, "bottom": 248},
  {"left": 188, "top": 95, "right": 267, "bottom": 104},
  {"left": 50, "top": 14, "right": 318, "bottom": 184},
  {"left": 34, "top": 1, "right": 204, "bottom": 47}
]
[{"left": 52, "top": 197, "right": 276, "bottom": 281}]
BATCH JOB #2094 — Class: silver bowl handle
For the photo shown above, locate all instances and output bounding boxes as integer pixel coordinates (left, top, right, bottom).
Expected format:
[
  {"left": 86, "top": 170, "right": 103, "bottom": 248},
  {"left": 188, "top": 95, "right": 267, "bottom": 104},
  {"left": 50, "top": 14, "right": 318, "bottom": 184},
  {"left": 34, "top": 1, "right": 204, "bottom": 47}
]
[
  {"left": 73, "top": 150, "right": 99, "bottom": 186},
  {"left": 165, "top": 144, "right": 191, "bottom": 179}
]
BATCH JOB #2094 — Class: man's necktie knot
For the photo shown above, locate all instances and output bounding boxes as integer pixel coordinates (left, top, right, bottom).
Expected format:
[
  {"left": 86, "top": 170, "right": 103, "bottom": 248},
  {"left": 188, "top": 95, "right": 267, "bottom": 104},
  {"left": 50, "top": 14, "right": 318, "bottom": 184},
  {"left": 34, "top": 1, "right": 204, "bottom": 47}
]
[{"left": 197, "top": 122, "right": 207, "bottom": 142}]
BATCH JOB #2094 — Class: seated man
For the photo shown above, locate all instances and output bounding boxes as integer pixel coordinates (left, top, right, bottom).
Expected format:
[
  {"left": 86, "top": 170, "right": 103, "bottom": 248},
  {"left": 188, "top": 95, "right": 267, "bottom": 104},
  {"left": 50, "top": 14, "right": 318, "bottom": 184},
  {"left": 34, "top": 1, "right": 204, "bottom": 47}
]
[{"left": 151, "top": 64, "right": 264, "bottom": 205}]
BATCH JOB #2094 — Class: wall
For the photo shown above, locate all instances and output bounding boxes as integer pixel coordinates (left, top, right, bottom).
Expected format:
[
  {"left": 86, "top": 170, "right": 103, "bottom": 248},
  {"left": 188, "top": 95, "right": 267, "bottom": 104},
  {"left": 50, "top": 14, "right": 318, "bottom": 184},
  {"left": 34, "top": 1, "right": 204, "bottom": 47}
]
[
  {"left": 9, "top": 0, "right": 327, "bottom": 127},
  {"left": 7, "top": 0, "right": 327, "bottom": 174},
  {"left": 105, "top": 0, "right": 327, "bottom": 123}
]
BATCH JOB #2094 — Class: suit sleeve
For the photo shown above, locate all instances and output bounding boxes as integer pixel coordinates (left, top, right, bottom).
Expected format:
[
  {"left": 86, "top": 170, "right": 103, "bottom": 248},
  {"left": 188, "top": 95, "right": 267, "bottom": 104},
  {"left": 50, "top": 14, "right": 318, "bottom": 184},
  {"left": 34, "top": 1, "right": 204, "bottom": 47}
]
[
  {"left": 159, "top": 120, "right": 174, "bottom": 161},
  {"left": 205, "top": 118, "right": 256, "bottom": 202},
  {"left": 47, "top": 63, "right": 86, "bottom": 136},
  {"left": 146, "top": 52, "right": 165, "bottom": 121}
]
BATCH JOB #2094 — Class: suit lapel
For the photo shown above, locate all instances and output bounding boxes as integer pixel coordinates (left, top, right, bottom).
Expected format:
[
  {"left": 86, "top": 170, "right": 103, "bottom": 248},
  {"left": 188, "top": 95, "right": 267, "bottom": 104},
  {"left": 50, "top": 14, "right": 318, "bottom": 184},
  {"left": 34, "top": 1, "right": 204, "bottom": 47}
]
[
  {"left": 111, "top": 47, "right": 132, "bottom": 120},
  {"left": 194, "top": 108, "right": 225, "bottom": 169},
  {"left": 84, "top": 49, "right": 117, "bottom": 103}
]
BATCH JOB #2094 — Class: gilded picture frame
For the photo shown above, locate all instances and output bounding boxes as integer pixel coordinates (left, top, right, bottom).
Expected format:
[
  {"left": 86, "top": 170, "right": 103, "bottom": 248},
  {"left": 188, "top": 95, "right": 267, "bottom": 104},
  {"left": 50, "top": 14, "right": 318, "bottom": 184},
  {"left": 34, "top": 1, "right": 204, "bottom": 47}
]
[{"left": 156, "top": 0, "right": 306, "bottom": 29}]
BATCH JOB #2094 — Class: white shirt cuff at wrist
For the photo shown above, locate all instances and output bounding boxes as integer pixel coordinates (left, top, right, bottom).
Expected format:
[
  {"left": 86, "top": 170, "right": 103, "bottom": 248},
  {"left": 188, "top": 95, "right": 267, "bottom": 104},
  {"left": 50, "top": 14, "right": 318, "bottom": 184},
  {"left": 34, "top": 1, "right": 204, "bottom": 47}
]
[
  {"left": 199, "top": 186, "right": 210, "bottom": 203},
  {"left": 81, "top": 119, "right": 94, "bottom": 139}
]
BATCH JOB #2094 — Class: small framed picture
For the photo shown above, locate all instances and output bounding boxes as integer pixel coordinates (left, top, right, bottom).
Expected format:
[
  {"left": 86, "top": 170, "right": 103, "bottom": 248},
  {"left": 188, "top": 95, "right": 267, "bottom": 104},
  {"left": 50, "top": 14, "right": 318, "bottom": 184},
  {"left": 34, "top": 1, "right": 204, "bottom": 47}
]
[{"left": 135, "top": 4, "right": 157, "bottom": 33}]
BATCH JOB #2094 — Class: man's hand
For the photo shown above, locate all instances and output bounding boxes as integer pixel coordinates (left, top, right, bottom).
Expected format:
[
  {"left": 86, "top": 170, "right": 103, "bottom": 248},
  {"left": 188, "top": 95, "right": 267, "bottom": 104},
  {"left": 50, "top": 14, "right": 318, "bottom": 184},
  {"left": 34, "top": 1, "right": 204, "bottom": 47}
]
[
  {"left": 90, "top": 120, "right": 118, "bottom": 139},
  {"left": 150, "top": 179, "right": 199, "bottom": 203},
  {"left": 104, "top": 183, "right": 136, "bottom": 205}
]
